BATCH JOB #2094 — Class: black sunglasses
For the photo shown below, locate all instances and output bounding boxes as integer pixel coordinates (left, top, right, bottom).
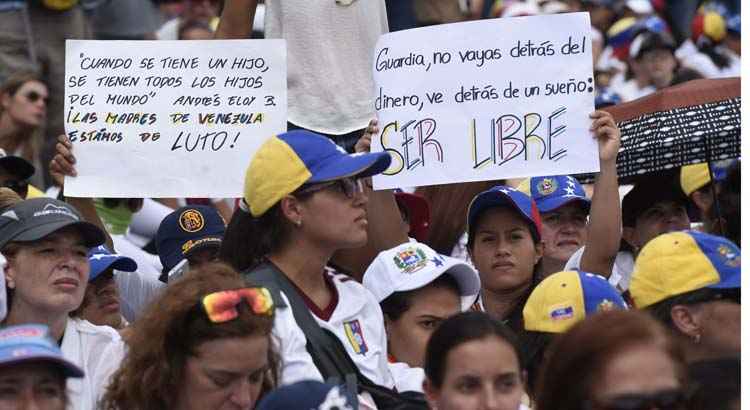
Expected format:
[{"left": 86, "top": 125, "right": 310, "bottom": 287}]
[
  {"left": 23, "top": 90, "right": 48, "bottom": 104},
  {"left": 590, "top": 388, "right": 688, "bottom": 410},
  {"left": 296, "top": 178, "right": 364, "bottom": 199},
  {"left": 1, "top": 179, "right": 28, "bottom": 198}
]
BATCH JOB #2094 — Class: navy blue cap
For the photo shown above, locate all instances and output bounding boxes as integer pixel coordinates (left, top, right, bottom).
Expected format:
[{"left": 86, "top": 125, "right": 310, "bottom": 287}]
[
  {"left": 467, "top": 185, "right": 542, "bottom": 243},
  {"left": 155, "top": 206, "right": 225, "bottom": 272},
  {"left": 88, "top": 245, "right": 137, "bottom": 282},
  {"left": 522, "top": 175, "right": 591, "bottom": 214},
  {"left": 256, "top": 380, "right": 356, "bottom": 410},
  {"left": 0, "top": 324, "right": 83, "bottom": 378}
]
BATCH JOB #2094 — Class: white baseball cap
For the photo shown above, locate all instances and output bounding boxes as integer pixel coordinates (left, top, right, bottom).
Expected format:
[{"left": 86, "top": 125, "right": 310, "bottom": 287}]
[{"left": 363, "top": 242, "right": 481, "bottom": 311}]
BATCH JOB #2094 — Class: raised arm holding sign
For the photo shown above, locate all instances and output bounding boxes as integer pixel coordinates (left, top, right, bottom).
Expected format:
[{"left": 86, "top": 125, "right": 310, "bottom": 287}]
[
  {"left": 63, "top": 40, "right": 287, "bottom": 198},
  {"left": 371, "top": 13, "right": 599, "bottom": 190}
]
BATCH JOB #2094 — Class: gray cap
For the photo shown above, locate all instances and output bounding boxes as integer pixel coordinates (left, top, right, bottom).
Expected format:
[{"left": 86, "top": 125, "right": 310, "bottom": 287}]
[{"left": 0, "top": 198, "right": 105, "bottom": 249}]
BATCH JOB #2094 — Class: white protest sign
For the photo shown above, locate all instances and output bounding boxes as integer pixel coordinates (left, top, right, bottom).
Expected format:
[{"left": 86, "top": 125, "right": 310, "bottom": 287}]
[
  {"left": 372, "top": 13, "right": 598, "bottom": 190},
  {"left": 64, "top": 40, "right": 286, "bottom": 198}
]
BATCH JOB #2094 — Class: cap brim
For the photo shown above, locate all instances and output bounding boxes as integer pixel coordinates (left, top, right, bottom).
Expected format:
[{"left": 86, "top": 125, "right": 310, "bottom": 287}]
[
  {"left": 537, "top": 197, "right": 591, "bottom": 213},
  {"left": 389, "top": 259, "right": 480, "bottom": 311},
  {"left": 90, "top": 256, "right": 138, "bottom": 281},
  {"left": 12, "top": 220, "right": 106, "bottom": 248},
  {"left": 707, "top": 274, "right": 741, "bottom": 290},
  {"left": 0, "top": 157, "right": 35, "bottom": 180},
  {"left": 307, "top": 151, "right": 391, "bottom": 183},
  {"left": 0, "top": 350, "right": 84, "bottom": 378},
  {"left": 183, "top": 236, "right": 222, "bottom": 257},
  {"left": 468, "top": 191, "right": 535, "bottom": 236}
]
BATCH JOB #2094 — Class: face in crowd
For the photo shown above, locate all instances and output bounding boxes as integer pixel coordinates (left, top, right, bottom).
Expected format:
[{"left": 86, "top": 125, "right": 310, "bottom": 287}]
[
  {"left": 424, "top": 312, "right": 525, "bottom": 410},
  {"left": 384, "top": 278, "right": 461, "bottom": 368},
  {"left": 539, "top": 202, "right": 588, "bottom": 264},
  {"left": 1, "top": 79, "right": 48, "bottom": 128},
  {"left": 78, "top": 268, "right": 123, "bottom": 329},
  {"left": 5, "top": 226, "right": 90, "bottom": 317},
  {"left": 0, "top": 362, "right": 67, "bottom": 410},
  {"left": 624, "top": 200, "right": 690, "bottom": 251},
  {"left": 470, "top": 207, "right": 542, "bottom": 294}
]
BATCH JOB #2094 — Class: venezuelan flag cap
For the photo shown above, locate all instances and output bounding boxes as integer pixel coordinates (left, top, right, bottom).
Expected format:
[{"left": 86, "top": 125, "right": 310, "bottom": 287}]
[
  {"left": 523, "top": 270, "right": 627, "bottom": 333},
  {"left": 467, "top": 185, "right": 542, "bottom": 243},
  {"left": 630, "top": 231, "right": 740, "bottom": 308},
  {"left": 244, "top": 130, "right": 391, "bottom": 217}
]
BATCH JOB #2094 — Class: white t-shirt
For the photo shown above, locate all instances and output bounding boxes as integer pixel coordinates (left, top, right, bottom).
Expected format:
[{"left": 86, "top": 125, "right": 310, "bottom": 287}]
[
  {"left": 61, "top": 318, "right": 125, "bottom": 410},
  {"left": 564, "top": 246, "right": 635, "bottom": 292},
  {"left": 112, "top": 234, "right": 165, "bottom": 322},
  {"left": 264, "top": 0, "right": 389, "bottom": 135},
  {"left": 272, "top": 268, "right": 423, "bottom": 393}
]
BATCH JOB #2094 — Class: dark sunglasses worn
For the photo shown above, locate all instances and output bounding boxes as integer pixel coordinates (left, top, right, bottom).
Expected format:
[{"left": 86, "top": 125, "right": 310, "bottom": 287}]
[
  {"left": 590, "top": 388, "right": 688, "bottom": 410},
  {"left": 23, "top": 90, "right": 48, "bottom": 104},
  {"left": 297, "top": 177, "right": 364, "bottom": 199},
  {"left": 683, "top": 288, "right": 740, "bottom": 306},
  {"left": 1, "top": 179, "right": 28, "bottom": 198}
]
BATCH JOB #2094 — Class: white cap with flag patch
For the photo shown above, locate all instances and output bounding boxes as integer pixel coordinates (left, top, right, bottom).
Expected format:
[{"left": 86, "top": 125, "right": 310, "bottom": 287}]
[{"left": 363, "top": 242, "right": 480, "bottom": 311}]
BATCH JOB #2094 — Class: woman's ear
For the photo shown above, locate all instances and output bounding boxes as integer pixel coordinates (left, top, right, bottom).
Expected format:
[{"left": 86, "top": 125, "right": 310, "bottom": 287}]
[
  {"left": 278, "top": 196, "right": 303, "bottom": 227},
  {"left": 1, "top": 92, "right": 11, "bottom": 111},
  {"left": 423, "top": 378, "right": 440, "bottom": 410},
  {"left": 670, "top": 304, "right": 703, "bottom": 341},
  {"left": 534, "top": 240, "right": 545, "bottom": 264}
]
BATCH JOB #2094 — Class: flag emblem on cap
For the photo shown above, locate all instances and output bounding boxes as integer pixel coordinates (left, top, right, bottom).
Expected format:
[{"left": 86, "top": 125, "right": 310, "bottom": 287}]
[
  {"left": 393, "top": 247, "right": 428, "bottom": 274},
  {"left": 717, "top": 244, "right": 740, "bottom": 267},
  {"left": 598, "top": 299, "right": 616, "bottom": 312},
  {"left": 550, "top": 305, "right": 574, "bottom": 320},
  {"left": 179, "top": 210, "right": 204, "bottom": 232},
  {"left": 343, "top": 320, "right": 368, "bottom": 356},
  {"left": 537, "top": 178, "right": 558, "bottom": 196}
]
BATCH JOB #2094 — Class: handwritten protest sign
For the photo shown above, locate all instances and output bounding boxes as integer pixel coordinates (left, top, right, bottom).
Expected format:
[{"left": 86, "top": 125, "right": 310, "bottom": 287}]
[
  {"left": 64, "top": 40, "right": 286, "bottom": 197},
  {"left": 372, "top": 13, "right": 598, "bottom": 190}
]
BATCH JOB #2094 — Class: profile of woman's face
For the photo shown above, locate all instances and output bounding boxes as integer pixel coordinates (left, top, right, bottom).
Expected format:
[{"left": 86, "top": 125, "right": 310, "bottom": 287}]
[
  {"left": 297, "top": 179, "right": 369, "bottom": 250},
  {"left": 470, "top": 207, "right": 541, "bottom": 293},
  {"left": 176, "top": 334, "right": 269, "bottom": 410},
  {"left": 426, "top": 335, "right": 524, "bottom": 410},
  {"left": 2, "top": 80, "right": 48, "bottom": 128}
]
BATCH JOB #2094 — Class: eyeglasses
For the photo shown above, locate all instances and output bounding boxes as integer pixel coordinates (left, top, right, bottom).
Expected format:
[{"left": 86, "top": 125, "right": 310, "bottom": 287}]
[
  {"left": 297, "top": 177, "right": 364, "bottom": 199},
  {"left": 1, "top": 179, "right": 28, "bottom": 198},
  {"left": 23, "top": 90, "right": 48, "bottom": 104},
  {"left": 202, "top": 288, "right": 274, "bottom": 323},
  {"left": 590, "top": 388, "right": 688, "bottom": 410}
]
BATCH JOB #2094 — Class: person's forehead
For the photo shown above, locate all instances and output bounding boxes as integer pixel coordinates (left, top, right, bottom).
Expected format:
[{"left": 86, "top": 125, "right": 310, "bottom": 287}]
[
  {"left": 543, "top": 202, "right": 588, "bottom": 216},
  {"left": 33, "top": 227, "right": 86, "bottom": 245},
  {"left": 16, "top": 80, "right": 48, "bottom": 95}
]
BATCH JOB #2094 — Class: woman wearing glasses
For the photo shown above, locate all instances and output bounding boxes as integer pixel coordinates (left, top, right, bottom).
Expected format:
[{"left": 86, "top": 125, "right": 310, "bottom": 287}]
[
  {"left": 0, "top": 72, "right": 47, "bottom": 169},
  {"left": 220, "top": 129, "right": 421, "bottom": 401},
  {"left": 101, "top": 262, "right": 277, "bottom": 410},
  {"left": 535, "top": 310, "right": 689, "bottom": 410}
]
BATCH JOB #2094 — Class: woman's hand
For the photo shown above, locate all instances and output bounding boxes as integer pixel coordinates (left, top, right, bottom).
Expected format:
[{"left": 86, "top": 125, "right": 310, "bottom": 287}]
[{"left": 49, "top": 134, "right": 77, "bottom": 188}]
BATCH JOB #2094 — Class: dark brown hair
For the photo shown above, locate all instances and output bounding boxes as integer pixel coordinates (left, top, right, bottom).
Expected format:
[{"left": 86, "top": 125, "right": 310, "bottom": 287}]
[
  {"left": 100, "top": 262, "right": 278, "bottom": 410},
  {"left": 535, "top": 310, "right": 686, "bottom": 410}
]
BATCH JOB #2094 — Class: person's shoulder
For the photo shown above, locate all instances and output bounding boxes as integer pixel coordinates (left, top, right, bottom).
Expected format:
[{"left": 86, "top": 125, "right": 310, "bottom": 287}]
[{"left": 69, "top": 318, "right": 123, "bottom": 343}]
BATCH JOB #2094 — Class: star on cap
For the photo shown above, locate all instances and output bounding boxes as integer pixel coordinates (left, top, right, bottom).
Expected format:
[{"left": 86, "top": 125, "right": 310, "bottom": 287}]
[
  {"left": 431, "top": 256, "right": 444, "bottom": 267},
  {"left": 564, "top": 186, "right": 576, "bottom": 196},
  {"left": 89, "top": 253, "right": 113, "bottom": 261}
]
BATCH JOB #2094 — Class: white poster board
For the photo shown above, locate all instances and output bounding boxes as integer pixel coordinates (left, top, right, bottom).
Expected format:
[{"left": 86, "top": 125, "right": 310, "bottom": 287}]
[
  {"left": 64, "top": 40, "right": 287, "bottom": 198},
  {"left": 372, "top": 13, "right": 598, "bottom": 190}
]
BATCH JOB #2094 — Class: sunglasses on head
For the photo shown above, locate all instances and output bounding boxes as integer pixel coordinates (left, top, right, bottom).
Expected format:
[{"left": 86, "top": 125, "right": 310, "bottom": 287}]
[
  {"left": 297, "top": 177, "right": 364, "bottom": 199},
  {"left": 590, "top": 388, "right": 688, "bottom": 410},
  {"left": 202, "top": 288, "right": 274, "bottom": 323},
  {"left": 23, "top": 90, "right": 48, "bottom": 104},
  {"left": 1, "top": 179, "right": 28, "bottom": 198}
]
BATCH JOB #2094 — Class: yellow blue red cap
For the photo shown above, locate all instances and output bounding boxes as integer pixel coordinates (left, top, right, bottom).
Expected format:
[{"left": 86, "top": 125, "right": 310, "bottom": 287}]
[
  {"left": 244, "top": 130, "right": 391, "bottom": 217},
  {"left": 630, "top": 231, "right": 741, "bottom": 308},
  {"left": 523, "top": 270, "right": 627, "bottom": 333}
]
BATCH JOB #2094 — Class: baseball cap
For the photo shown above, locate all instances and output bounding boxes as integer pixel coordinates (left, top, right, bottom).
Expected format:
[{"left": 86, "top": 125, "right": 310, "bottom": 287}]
[
  {"left": 394, "top": 191, "right": 430, "bottom": 242},
  {"left": 0, "top": 149, "right": 34, "bottom": 180},
  {"left": 155, "top": 206, "right": 225, "bottom": 273},
  {"left": 680, "top": 161, "right": 735, "bottom": 196},
  {"left": 523, "top": 270, "right": 627, "bottom": 333},
  {"left": 0, "top": 198, "right": 105, "bottom": 249},
  {"left": 256, "top": 380, "right": 355, "bottom": 410},
  {"left": 0, "top": 324, "right": 84, "bottom": 378},
  {"left": 88, "top": 245, "right": 137, "bottom": 282},
  {"left": 467, "top": 185, "right": 542, "bottom": 242},
  {"left": 621, "top": 177, "right": 689, "bottom": 227},
  {"left": 630, "top": 231, "right": 740, "bottom": 308},
  {"left": 363, "top": 242, "right": 481, "bottom": 311},
  {"left": 244, "top": 130, "right": 391, "bottom": 217},
  {"left": 517, "top": 175, "right": 591, "bottom": 214}
]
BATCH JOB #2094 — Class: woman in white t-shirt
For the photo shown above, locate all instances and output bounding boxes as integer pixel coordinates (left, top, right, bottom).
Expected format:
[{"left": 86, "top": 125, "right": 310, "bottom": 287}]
[{"left": 0, "top": 194, "right": 124, "bottom": 410}]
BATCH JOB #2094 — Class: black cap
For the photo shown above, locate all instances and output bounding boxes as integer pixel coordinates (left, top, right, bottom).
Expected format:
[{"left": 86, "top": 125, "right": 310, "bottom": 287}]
[
  {"left": 0, "top": 198, "right": 106, "bottom": 249},
  {"left": 0, "top": 149, "right": 35, "bottom": 180},
  {"left": 622, "top": 176, "right": 689, "bottom": 227},
  {"left": 630, "top": 31, "right": 676, "bottom": 60}
]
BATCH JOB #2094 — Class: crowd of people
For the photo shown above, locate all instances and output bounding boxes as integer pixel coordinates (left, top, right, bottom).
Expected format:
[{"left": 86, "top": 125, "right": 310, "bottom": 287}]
[{"left": 0, "top": 0, "right": 742, "bottom": 409}]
